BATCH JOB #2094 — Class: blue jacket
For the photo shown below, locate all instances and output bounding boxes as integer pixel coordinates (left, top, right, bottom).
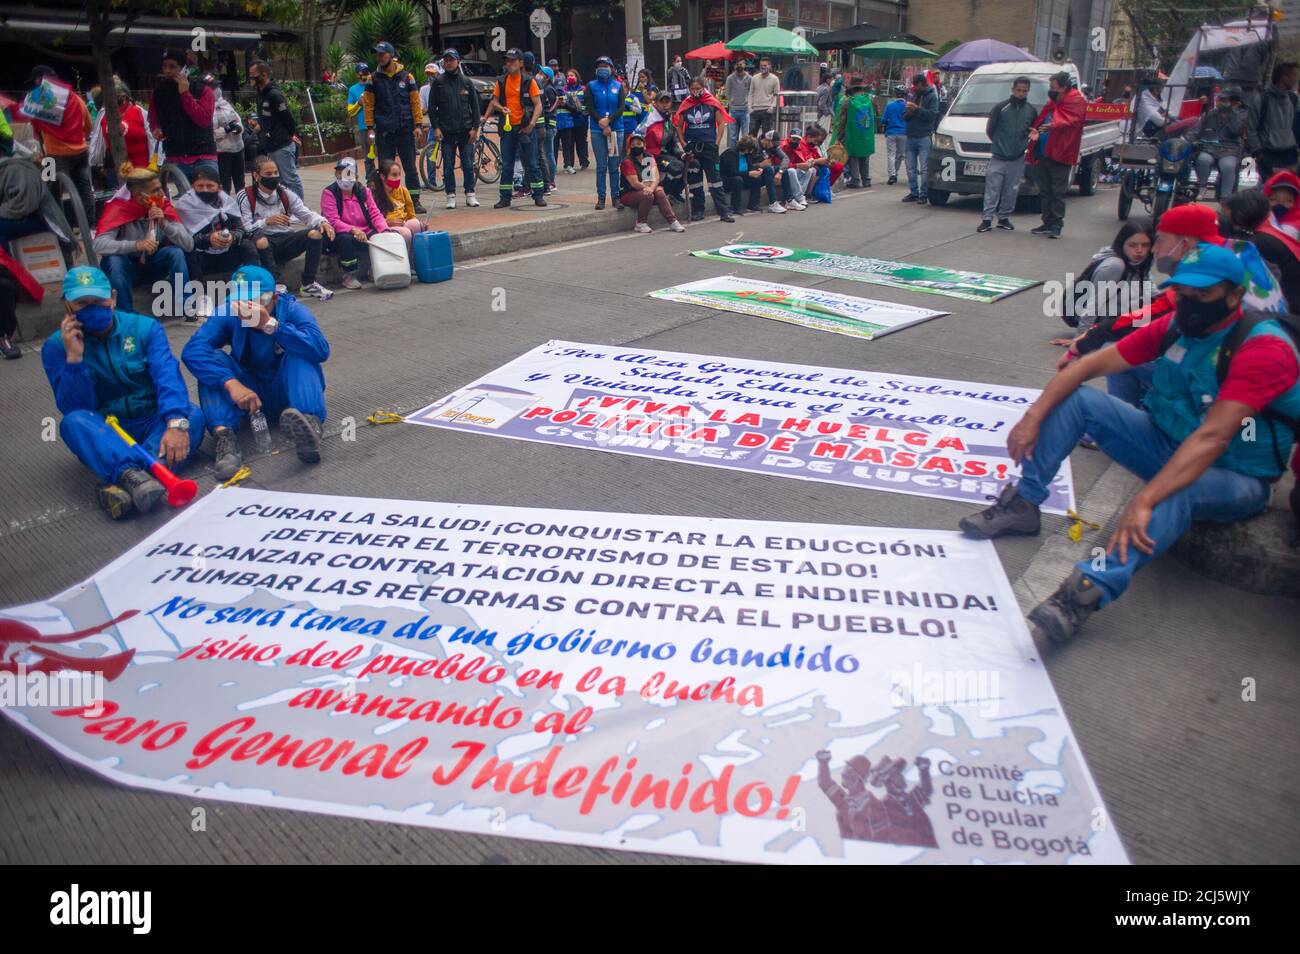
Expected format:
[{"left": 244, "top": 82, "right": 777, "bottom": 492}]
[
  {"left": 882, "top": 99, "right": 908, "bottom": 136},
  {"left": 1146, "top": 316, "right": 1300, "bottom": 478},
  {"left": 181, "top": 293, "right": 330, "bottom": 391},
  {"left": 42, "top": 309, "right": 190, "bottom": 425},
  {"left": 347, "top": 81, "right": 367, "bottom": 131},
  {"left": 586, "top": 77, "right": 624, "bottom": 130}
]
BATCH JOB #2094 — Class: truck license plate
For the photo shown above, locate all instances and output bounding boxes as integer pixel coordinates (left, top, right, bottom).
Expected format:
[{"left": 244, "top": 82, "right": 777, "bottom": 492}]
[{"left": 963, "top": 160, "right": 989, "bottom": 177}]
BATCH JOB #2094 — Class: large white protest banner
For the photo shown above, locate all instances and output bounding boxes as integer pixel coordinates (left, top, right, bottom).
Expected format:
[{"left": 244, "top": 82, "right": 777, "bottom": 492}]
[
  {"left": 648, "top": 276, "right": 950, "bottom": 340},
  {"left": 406, "top": 341, "right": 1075, "bottom": 514},
  {"left": 0, "top": 489, "right": 1126, "bottom": 864}
]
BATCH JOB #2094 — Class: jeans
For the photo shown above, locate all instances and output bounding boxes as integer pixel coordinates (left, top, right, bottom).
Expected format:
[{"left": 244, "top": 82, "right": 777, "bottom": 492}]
[
  {"left": 441, "top": 131, "right": 476, "bottom": 195},
  {"left": 727, "top": 110, "right": 749, "bottom": 148},
  {"left": 982, "top": 155, "right": 1026, "bottom": 219},
  {"left": 374, "top": 130, "right": 419, "bottom": 199},
  {"left": 266, "top": 143, "right": 303, "bottom": 198},
  {"left": 60, "top": 405, "right": 204, "bottom": 484},
  {"left": 748, "top": 108, "right": 776, "bottom": 137},
  {"left": 1194, "top": 151, "right": 1240, "bottom": 199},
  {"left": 590, "top": 123, "right": 622, "bottom": 199},
  {"left": 101, "top": 246, "right": 189, "bottom": 315},
  {"left": 786, "top": 168, "right": 812, "bottom": 202},
  {"left": 845, "top": 155, "right": 871, "bottom": 186},
  {"left": 1106, "top": 361, "right": 1156, "bottom": 408},
  {"left": 1033, "top": 157, "right": 1071, "bottom": 228},
  {"left": 905, "top": 135, "right": 931, "bottom": 197},
  {"left": 886, "top": 135, "right": 906, "bottom": 178},
  {"left": 1015, "top": 386, "right": 1270, "bottom": 605},
  {"left": 52, "top": 152, "right": 97, "bottom": 232},
  {"left": 197, "top": 351, "right": 327, "bottom": 432},
  {"left": 499, "top": 127, "right": 543, "bottom": 201}
]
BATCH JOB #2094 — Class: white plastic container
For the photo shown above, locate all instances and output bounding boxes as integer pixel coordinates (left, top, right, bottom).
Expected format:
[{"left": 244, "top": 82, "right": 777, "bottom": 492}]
[{"left": 367, "top": 231, "right": 412, "bottom": 290}]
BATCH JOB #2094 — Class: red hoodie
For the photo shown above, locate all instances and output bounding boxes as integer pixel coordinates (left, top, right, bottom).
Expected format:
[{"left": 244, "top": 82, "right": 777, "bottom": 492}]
[{"left": 1027, "top": 87, "right": 1086, "bottom": 166}]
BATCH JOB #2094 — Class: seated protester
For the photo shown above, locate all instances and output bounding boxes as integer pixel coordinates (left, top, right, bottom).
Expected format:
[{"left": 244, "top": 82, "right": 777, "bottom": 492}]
[
  {"left": 174, "top": 165, "right": 257, "bottom": 295},
  {"left": 181, "top": 265, "right": 328, "bottom": 479},
  {"left": 1262, "top": 170, "right": 1300, "bottom": 239},
  {"left": 41, "top": 266, "right": 204, "bottom": 520},
  {"left": 1193, "top": 88, "right": 1248, "bottom": 200},
  {"left": 92, "top": 163, "right": 192, "bottom": 316},
  {"left": 0, "top": 148, "right": 75, "bottom": 249},
  {"left": 1221, "top": 188, "right": 1300, "bottom": 310},
  {"left": 1053, "top": 218, "right": 1154, "bottom": 344},
  {"left": 370, "top": 160, "right": 426, "bottom": 252},
  {"left": 959, "top": 244, "right": 1300, "bottom": 644},
  {"left": 758, "top": 129, "right": 800, "bottom": 210},
  {"left": 803, "top": 124, "right": 844, "bottom": 201},
  {"left": 1, "top": 244, "right": 45, "bottom": 359},
  {"left": 320, "top": 157, "right": 391, "bottom": 290},
  {"left": 719, "top": 134, "right": 783, "bottom": 214},
  {"left": 619, "top": 132, "right": 684, "bottom": 233},
  {"left": 643, "top": 92, "right": 686, "bottom": 201},
  {"left": 776, "top": 128, "right": 811, "bottom": 210},
  {"left": 239, "top": 154, "right": 336, "bottom": 301}
]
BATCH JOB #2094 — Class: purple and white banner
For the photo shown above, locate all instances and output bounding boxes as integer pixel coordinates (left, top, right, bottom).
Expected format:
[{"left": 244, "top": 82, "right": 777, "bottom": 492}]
[{"left": 406, "top": 341, "right": 1074, "bottom": 514}]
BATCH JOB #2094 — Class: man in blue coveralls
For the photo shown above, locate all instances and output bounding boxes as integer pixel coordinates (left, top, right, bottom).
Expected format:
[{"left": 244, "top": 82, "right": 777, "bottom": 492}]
[
  {"left": 182, "top": 265, "right": 330, "bottom": 480},
  {"left": 42, "top": 266, "right": 204, "bottom": 520}
]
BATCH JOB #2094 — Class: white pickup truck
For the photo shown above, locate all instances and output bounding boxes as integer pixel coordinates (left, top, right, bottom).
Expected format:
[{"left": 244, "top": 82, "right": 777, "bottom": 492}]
[{"left": 924, "top": 61, "right": 1122, "bottom": 207}]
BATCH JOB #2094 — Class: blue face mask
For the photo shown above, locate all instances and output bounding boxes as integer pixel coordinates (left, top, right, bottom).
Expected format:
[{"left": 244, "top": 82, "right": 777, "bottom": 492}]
[
  {"left": 596, "top": 68, "right": 611, "bottom": 81},
  {"left": 77, "top": 303, "right": 114, "bottom": 334}
]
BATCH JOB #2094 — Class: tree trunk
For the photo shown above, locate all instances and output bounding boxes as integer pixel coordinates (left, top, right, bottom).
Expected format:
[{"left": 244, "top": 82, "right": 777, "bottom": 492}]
[
  {"left": 303, "top": 0, "right": 321, "bottom": 82},
  {"left": 87, "top": 0, "right": 128, "bottom": 172}
]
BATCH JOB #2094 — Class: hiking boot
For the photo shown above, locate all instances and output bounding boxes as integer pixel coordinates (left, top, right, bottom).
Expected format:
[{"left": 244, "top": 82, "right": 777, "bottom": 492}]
[
  {"left": 465, "top": 192, "right": 480, "bottom": 207},
  {"left": 118, "top": 467, "right": 166, "bottom": 514},
  {"left": 997, "top": 218, "right": 1014, "bottom": 230},
  {"left": 412, "top": 198, "right": 428, "bottom": 214},
  {"left": 280, "top": 408, "right": 322, "bottom": 464},
  {"left": 595, "top": 197, "right": 606, "bottom": 210},
  {"left": 958, "top": 484, "right": 1041, "bottom": 539},
  {"left": 493, "top": 197, "right": 512, "bottom": 209},
  {"left": 96, "top": 483, "right": 134, "bottom": 520},
  {"left": 977, "top": 219, "right": 993, "bottom": 232},
  {"left": 212, "top": 426, "right": 243, "bottom": 480},
  {"left": 1028, "top": 569, "right": 1104, "bottom": 644}
]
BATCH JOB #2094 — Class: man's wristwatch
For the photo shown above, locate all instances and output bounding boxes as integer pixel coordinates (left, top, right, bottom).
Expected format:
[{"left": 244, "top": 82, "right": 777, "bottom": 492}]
[
  {"left": 167, "top": 417, "right": 189, "bottom": 432},
  {"left": 262, "top": 316, "right": 279, "bottom": 335}
]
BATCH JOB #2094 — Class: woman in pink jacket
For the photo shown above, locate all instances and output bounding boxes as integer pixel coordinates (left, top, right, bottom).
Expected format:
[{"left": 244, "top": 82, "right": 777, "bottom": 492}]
[{"left": 319, "top": 157, "right": 391, "bottom": 288}]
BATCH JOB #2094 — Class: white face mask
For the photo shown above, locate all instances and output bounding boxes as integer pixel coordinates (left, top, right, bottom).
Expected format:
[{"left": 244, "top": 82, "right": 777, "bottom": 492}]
[{"left": 337, "top": 177, "right": 355, "bottom": 191}]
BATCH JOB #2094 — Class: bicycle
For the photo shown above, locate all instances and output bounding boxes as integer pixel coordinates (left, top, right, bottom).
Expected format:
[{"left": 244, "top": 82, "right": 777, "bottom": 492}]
[{"left": 418, "top": 121, "right": 503, "bottom": 192}]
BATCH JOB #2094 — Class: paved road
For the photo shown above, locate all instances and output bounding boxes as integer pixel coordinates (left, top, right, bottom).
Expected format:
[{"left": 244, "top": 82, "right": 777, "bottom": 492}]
[{"left": 1, "top": 182, "right": 1296, "bottom": 864}]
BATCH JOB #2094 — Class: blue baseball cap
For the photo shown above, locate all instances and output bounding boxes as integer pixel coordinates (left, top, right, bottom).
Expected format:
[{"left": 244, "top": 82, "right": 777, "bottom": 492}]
[
  {"left": 63, "top": 266, "right": 113, "bottom": 302},
  {"left": 441, "top": 48, "right": 461, "bottom": 61},
  {"left": 229, "top": 265, "right": 276, "bottom": 301},
  {"left": 1157, "top": 243, "right": 1246, "bottom": 290},
  {"left": 373, "top": 41, "right": 396, "bottom": 55},
  {"left": 356, "top": 62, "right": 371, "bottom": 74}
]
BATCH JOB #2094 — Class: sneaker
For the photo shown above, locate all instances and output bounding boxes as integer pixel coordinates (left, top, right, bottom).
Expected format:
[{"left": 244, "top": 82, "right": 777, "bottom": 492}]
[
  {"left": 768, "top": 202, "right": 786, "bottom": 213},
  {"left": 118, "top": 467, "right": 166, "bottom": 514},
  {"left": 96, "top": 483, "right": 133, "bottom": 520},
  {"left": 958, "top": 484, "right": 1042, "bottom": 539},
  {"left": 298, "top": 281, "right": 334, "bottom": 302},
  {"left": 493, "top": 197, "right": 512, "bottom": 209},
  {"left": 977, "top": 219, "right": 993, "bottom": 232},
  {"left": 669, "top": 220, "right": 686, "bottom": 232},
  {"left": 1028, "top": 569, "right": 1104, "bottom": 644},
  {"left": 887, "top": 175, "right": 897, "bottom": 185},
  {"left": 789, "top": 199, "right": 807, "bottom": 211},
  {"left": 564, "top": 166, "right": 575, "bottom": 174},
  {"left": 534, "top": 196, "right": 548, "bottom": 207},
  {"left": 720, "top": 211, "right": 735, "bottom": 223},
  {"left": 465, "top": 193, "right": 480, "bottom": 207},
  {"left": 341, "top": 272, "right": 362, "bottom": 290},
  {"left": 280, "top": 408, "right": 322, "bottom": 465},
  {"left": 595, "top": 197, "right": 606, "bottom": 210},
  {"left": 1, "top": 336, "right": 22, "bottom": 359},
  {"left": 188, "top": 295, "right": 212, "bottom": 322},
  {"left": 1030, "top": 223, "right": 1052, "bottom": 235},
  {"left": 446, "top": 195, "right": 457, "bottom": 209},
  {"left": 917, "top": 195, "right": 929, "bottom": 205},
  {"left": 633, "top": 222, "right": 652, "bottom": 233},
  {"left": 212, "top": 426, "right": 243, "bottom": 480},
  {"left": 1047, "top": 226, "right": 1062, "bottom": 239},
  {"left": 512, "top": 188, "right": 529, "bottom": 199},
  {"left": 579, "top": 163, "right": 590, "bottom": 171},
  {"left": 412, "top": 199, "right": 428, "bottom": 214},
  {"left": 997, "top": 218, "right": 1014, "bottom": 231},
  {"left": 901, "top": 194, "right": 918, "bottom": 203},
  {"left": 862, "top": 179, "right": 872, "bottom": 187}
]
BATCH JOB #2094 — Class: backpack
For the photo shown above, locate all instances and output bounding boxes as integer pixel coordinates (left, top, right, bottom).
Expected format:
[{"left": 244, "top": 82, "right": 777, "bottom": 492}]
[
  {"left": 325, "top": 181, "right": 373, "bottom": 222},
  {"left": 1158, "top": 310, "right": 1300, "bottom": 496},
  {"left": 240, "top": 185, "right": 291, "bottom": 222},
  {"left": 495, "top": 75, "right": 535, "bottom": 123}
]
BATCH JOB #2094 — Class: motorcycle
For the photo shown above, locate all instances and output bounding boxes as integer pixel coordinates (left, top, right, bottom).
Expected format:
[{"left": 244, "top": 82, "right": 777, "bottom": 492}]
[{"left": 1116, "top": 120, "right": 1199, "bottom": 227}]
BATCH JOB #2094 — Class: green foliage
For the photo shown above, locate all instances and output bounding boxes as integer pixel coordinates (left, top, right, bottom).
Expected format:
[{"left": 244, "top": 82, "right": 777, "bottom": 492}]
[
  {"left": 326, "top": 42, "right": 355, "bottom": 75},
  {"left": 1118, "top": 1, "right": 1260, "bottom": 73},
  {"left": 348, "top": 0, "right": 422, "bottom": 63}
]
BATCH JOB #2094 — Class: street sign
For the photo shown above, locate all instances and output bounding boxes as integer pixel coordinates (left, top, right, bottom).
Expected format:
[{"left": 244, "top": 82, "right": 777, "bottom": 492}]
[
  {"left": 648, "top": 25, "right": 682, "bottom": 41},
  {"left": 529, "top": 8, "right": 552, "bottom": 39},
  {"left": 766, "top": 7, "right": 778, "bottom": 27}
]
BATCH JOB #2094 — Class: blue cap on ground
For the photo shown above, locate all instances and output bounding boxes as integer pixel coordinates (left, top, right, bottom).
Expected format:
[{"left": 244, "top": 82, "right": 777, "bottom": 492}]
[
  {"left": 62, "top": 266, "right": 113, "bottom": 302},
  {"left": 1158, "top": 243, "right": 1246, "bottom": 290},
  {"left": 229, "top": 266, "right": 276, "bottom": 301}
]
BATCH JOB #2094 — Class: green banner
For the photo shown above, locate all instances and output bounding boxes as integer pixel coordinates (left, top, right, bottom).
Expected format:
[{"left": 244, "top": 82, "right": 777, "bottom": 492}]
[{"left": 690, "top": 244, "right": 1040, "bottom": 303}]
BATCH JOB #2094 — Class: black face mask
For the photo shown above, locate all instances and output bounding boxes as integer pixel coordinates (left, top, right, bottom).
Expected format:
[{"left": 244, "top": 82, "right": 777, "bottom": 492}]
[
  {"left": 1273, "top": 203, "right": 1291, "bottom": 220},
  {"left": 631, "top": 147, "right": 645, "bottom": 158},
  {"left": 1175, "top": 294, "right": 1237, "bottom": 338},
  {"left": 258, "top": 176, "right": 280, "bottom": 192},
  {"left": 197, "top": 191, "right": 222, "bottom": 206},
  {"left": 1048, "top": 89, "right": 1060, "bottom": 101}
]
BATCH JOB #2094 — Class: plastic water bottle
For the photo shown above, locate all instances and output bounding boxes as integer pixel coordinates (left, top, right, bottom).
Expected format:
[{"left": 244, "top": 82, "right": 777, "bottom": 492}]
[{"left": 249, "top": 409, "right": 273, "bottom": 454}]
